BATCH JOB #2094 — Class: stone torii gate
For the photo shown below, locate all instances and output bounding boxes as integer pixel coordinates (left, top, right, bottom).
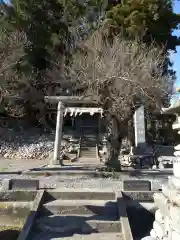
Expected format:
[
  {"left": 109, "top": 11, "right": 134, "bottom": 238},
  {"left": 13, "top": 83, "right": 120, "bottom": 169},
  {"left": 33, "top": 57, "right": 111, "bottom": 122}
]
[{"left": 45, "top": 96, "right": 103, "bottom": 166}]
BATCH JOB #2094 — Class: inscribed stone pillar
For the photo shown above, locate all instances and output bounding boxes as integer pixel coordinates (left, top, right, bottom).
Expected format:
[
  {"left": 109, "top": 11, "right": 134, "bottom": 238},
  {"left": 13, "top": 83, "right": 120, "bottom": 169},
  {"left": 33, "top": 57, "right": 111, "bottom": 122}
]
[
  {"left": 134, "top": 105, "right": 146, "bottom": 151},
  {"left": 52, "top": 101, "right": 64, "bottom": 165}
]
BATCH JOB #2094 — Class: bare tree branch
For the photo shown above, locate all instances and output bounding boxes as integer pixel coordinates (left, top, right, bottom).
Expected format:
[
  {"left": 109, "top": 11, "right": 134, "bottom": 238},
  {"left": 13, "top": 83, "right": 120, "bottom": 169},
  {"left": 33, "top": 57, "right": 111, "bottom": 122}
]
[
  {"left": 66, "top": 34, "right": 173, "bottom": 121},
  {"left": 0, "top": 30, "right": 29, "bottom": 117},
  {"left": 64, "top": 32, "right": 174, "bottom": 167}
]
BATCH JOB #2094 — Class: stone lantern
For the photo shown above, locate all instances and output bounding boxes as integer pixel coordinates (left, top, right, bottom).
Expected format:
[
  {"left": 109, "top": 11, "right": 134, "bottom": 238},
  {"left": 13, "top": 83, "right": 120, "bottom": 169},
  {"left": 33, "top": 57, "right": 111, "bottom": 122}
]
[{"left": 100, "top": 136, "right": 108, "bottom": 163}]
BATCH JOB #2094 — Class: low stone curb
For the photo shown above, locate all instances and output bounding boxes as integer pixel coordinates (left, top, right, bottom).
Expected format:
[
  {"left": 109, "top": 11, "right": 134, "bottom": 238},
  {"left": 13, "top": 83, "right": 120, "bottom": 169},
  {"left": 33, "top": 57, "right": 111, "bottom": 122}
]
[
  {"left": 122, "top": 191, "right": 157, "bottom": 202},
  {"left": 0, "top": 190, "right": 37, "bottom": 201},
  {"left": 21, "top": 169, "right": 173, "bottom": 179},
  {"left": 123, "top": 180, "right": 152, "bottom": 191},
  {"left": 116, "top": 191, "right": 133, "bottom": 240},
  {"left": 22, "top": 170, "right": 103, "bottom": 177},
  {"left": 0, "top": 171, "right": 22, "bottom": 175},
  {"left": 2, "top": 179, "right": 39, "bottom": 190},
  {"left": 17, "top": 190, "right": 45, "bottom": 240},
  {"left": 22, "top": 164, "right": 48, "bottom": 174}
]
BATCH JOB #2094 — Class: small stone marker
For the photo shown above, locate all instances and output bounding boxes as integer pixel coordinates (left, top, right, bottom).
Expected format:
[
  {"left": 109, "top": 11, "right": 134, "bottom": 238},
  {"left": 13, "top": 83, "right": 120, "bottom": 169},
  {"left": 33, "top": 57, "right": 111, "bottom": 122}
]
[
  {"left": 1, "top": 179, "right": 10, "bottom": 190},
  {"left": 123, "top": 180, "right": 151, "bottom": 191},
  {"left": 9, "top": 179, "right": 39, "bottom": 190}
]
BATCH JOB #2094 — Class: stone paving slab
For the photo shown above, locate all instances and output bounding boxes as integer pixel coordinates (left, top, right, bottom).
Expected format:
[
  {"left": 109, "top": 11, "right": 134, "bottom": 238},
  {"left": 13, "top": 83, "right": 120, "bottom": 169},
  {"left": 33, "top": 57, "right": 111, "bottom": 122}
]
[
  {"left": 31, "top": 232, "right": 124, "bottom": 240},
  {"left": 9, "top": 179, "right": 39, "bottom": 190},
  {"left": 0, "top": 158, "right": 173, "bottom": 191},
  {"left": 123, "top": 180, "right": 151, "bottom": 191},
  {"left": 0, "top": 157, "right": 48, "bottom": 172},
  {"left": 0, "top": 172, "right": 169, "bottom": 191}
]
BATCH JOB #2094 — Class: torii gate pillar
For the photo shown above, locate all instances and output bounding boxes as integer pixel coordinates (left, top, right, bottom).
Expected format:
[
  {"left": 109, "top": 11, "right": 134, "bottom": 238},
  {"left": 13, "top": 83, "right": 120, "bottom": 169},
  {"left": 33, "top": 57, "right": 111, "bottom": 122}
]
[{"left": 52, "top": 101, "right": 65, "bottom": 165}]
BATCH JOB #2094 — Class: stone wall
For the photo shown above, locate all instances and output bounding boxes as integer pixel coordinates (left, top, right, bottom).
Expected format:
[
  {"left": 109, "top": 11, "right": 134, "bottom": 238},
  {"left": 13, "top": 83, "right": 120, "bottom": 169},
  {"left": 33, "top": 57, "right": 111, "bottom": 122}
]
[{"left": 142, "top": 122, "right": 180, "bottom": 240}]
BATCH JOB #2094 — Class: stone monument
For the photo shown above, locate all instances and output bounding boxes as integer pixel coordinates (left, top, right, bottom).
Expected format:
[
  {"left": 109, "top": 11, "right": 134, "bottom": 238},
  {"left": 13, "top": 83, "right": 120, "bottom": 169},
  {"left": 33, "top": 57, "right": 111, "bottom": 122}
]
[
  {"left": 142, "top": 103, "right": 180, "bottom": 240},
  {"left": 134, "top": 105, "right": 146, "bottom": 153}
]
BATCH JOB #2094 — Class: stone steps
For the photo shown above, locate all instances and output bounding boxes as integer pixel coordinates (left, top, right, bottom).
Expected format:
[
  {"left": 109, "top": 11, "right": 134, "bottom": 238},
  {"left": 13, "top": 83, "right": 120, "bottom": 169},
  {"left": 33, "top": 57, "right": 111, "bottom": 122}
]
[
  {"left": 36, "top": 214, "right": 120, "bottom": 233},
  {"left": 79, "top": 135, "right": 98, "bottom": 159},
  {"left": 46, "top": 188, "right": 116, "bottom": 200},
  {"left": 30, "top": 189, "right": 122, "bottom": 240},
  {"left": 79, "top": 154, "right": 97, "bottom": 159},
  {"left": 80, "top": 147, "right": 97, "bottom": 158},
  {"left": 81, "top": 143, "right": 97, "bottom": 145},
  {"left": 80, "top": 147, "right": 97, "bottom": 150},
  {"left": 31, "top": 232, "right": 124, "bottom": 240},
  {"left": 80, "top": 150, "right": 96, "bottom": 155},
  {"left": 80, "top": 154, "right": 97, "bottom": 159},
  {"left": 42, "top": 199, "right": 118, "bottom": 215}
]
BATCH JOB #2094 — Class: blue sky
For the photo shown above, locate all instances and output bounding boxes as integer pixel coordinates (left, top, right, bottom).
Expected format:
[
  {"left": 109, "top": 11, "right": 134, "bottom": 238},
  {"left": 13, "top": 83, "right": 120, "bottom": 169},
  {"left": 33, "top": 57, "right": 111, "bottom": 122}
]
[{"left": 171, "top": 0, "right": 180, "bottom": 88}]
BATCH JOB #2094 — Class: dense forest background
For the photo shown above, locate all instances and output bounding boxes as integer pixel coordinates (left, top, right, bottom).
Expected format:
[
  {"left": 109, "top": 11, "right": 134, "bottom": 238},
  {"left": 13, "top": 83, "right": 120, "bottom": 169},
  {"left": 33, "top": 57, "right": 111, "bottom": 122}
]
[{"left": 0, "top": 0, "right": 180, "bottom": 165}]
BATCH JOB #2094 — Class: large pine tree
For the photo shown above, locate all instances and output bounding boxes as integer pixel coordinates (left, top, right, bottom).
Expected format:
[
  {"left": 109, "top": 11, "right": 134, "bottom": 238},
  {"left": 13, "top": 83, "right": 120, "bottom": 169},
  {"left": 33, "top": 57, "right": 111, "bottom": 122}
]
[
  {"left": 0, "top": 0, "right": 107, "bottom": 119},
  {"left": 106, "top": 0, "right": 180, "bottom": 51}
]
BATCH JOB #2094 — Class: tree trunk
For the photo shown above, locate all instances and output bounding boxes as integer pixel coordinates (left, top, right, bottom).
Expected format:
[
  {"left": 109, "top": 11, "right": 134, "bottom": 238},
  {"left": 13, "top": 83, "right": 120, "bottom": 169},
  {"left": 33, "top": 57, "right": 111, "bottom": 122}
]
[
  {"left": 128, "top": 119, "right": 135, "bottom": 147},
  {"left": 106, "top": 116, "right": 124, "bottom": 171}
]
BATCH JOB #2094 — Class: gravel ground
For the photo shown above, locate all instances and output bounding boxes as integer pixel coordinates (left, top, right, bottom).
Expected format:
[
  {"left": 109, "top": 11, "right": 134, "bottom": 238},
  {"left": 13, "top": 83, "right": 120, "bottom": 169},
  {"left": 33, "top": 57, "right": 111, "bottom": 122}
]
[
  {"left": 0, "top": 126, "right": 171, "bottom": 191},
  {"left": 0, "top": 127, "right": 55, "bottom": 160}
]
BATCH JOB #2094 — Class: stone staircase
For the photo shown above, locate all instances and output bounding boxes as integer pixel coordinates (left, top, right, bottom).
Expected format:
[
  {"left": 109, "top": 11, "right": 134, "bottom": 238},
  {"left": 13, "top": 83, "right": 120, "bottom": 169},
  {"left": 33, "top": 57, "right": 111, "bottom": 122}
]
[
  {"left": 80, "top": 148, "right": 97, "bottom": 159},
  {"left": 30, "top": 189, "right": 123, "bottom": 240},
  {"left": 79, "top": 135, "right": 98, "bottom": 161}
]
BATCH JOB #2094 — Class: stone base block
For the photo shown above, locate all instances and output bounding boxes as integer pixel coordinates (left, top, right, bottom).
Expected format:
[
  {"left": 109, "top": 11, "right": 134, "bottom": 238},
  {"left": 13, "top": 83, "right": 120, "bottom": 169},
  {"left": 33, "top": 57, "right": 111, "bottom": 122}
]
[
  {"left": 153, "top": 193, "right": 170, "bottom": 216},
  {"left": 170, "top": 205, "right": 180, "bottom": 233},
  {"left": 1, "top": 179, "right": 10, "bottom": 190},
  {"left": 123, "top": 180, "right": 151, "bottom": 191},
  {"left": 153, "top": 220, "right": 165, "bottom": 239},
  {"left": 2, "top": 178, "right": 39, "bottom": 190},
  {"left": 173, "top": 160, "right": 180, "bottom": 178},
  {"left": 162, "top": 184, "right": 180, "bottom": 206},
  {"left": 162, "top": 184, "right": 171, "bottom": 198},
  {"left": 172, "top": 230, "right": 180, "bottom": 240},
  {"left": 164, "top": 216, "right": 171, "bottom": 234},
  {"left": 168, "top": 176, "right": 180, "bottom": 190},
  {"left": 141, "top": 237, "right": 156, "bottom": 240},
  {"left": 150, "top": 229, "right": 156, "bottom": 238},
  {"left": 155, "top": 209, "right": 164, "bottom": 224}
]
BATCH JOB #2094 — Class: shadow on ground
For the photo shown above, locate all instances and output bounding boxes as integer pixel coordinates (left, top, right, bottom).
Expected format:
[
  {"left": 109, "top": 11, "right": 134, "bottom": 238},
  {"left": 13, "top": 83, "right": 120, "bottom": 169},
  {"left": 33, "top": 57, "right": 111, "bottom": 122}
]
[
  {"left": 0, "top": 229, "right": 20, "bottom": 240},
  {"left": 126, "top": 202, "right": 154, "bottom": 240},
  {"left": 30, "top": 201, "right": 119, "bottom": 240}
]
